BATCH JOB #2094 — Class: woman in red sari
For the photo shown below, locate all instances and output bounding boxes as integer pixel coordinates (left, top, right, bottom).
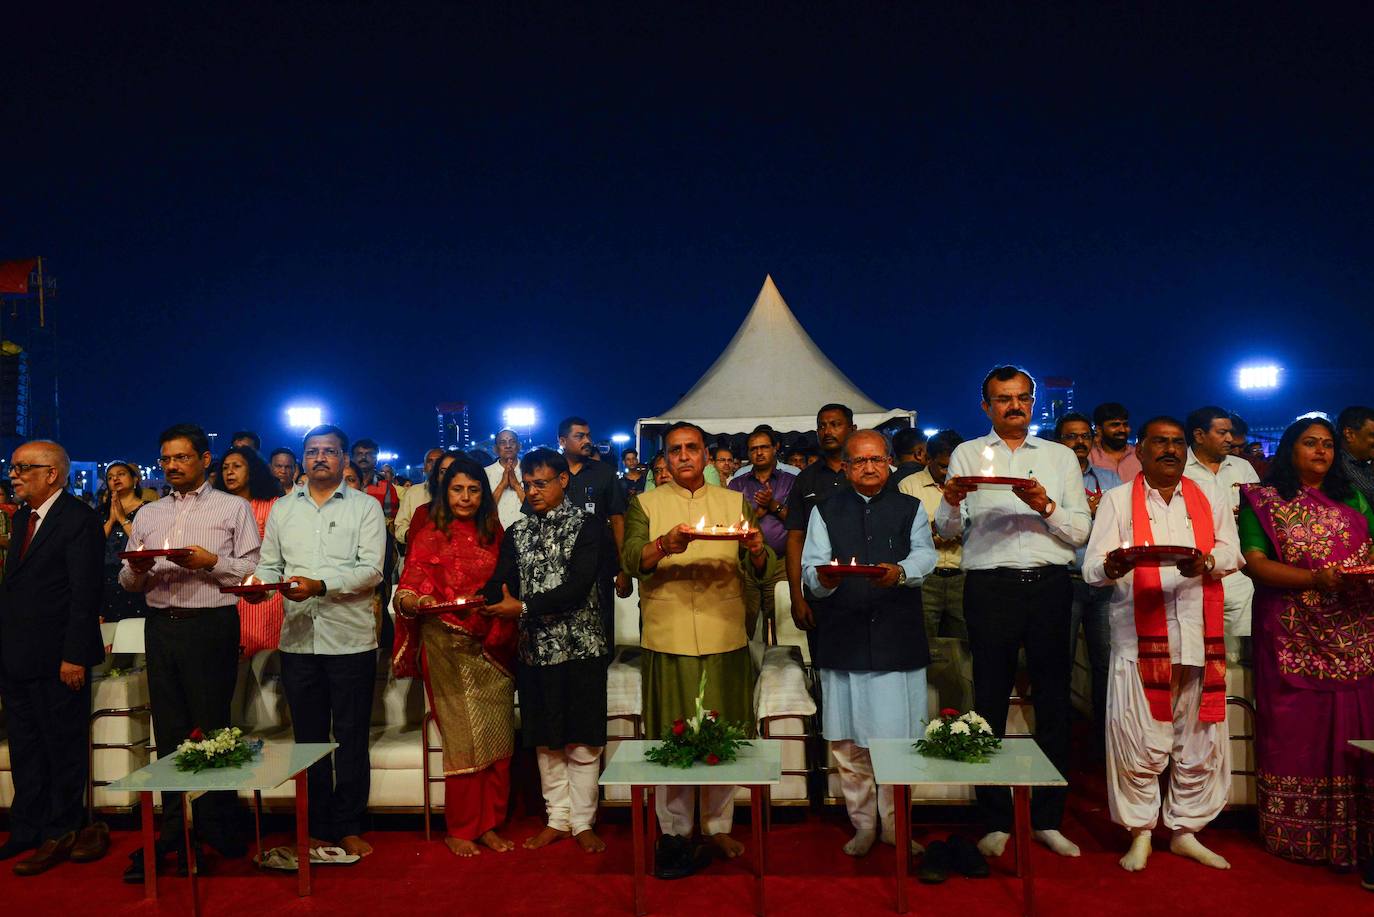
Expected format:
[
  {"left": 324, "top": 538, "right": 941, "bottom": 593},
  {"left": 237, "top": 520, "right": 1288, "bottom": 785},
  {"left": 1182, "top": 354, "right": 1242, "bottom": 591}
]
[
  {"left": 393, "top": 457, "right": 516, "bottom": 857},
  {"left": 1240, "top": 418, "right": 1374, "bottom": 885},
  {"left": 215, "top": 445, "right": 285, "bottom": 657}
]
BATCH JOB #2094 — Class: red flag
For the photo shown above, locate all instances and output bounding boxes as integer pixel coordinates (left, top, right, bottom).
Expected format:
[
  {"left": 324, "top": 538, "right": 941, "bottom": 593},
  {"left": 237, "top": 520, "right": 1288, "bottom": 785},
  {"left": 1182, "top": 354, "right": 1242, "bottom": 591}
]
[{"left": 0, "top": 259, "right": 37, "bottom": 295}]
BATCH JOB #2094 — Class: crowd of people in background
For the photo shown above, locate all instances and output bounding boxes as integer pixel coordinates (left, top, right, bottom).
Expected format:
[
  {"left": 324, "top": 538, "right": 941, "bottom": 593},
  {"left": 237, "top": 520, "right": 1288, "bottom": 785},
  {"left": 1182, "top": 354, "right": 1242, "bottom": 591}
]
[{"left": 1, "top": 372, "right": 1371, "bottom": 895}]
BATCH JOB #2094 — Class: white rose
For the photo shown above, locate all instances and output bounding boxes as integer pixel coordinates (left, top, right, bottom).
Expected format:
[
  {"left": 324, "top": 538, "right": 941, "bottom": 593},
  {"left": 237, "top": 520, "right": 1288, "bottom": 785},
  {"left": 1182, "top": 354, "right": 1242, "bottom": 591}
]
[{"left": 949, "top": 721, "right": 971, "bottom": 735}]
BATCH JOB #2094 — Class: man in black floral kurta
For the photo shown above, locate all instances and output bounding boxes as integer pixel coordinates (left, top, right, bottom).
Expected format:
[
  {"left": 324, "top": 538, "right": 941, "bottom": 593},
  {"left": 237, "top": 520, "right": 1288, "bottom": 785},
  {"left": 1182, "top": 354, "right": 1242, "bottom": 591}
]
[{"left": 482, "top": 448, "right": 609, "bottom": 853}]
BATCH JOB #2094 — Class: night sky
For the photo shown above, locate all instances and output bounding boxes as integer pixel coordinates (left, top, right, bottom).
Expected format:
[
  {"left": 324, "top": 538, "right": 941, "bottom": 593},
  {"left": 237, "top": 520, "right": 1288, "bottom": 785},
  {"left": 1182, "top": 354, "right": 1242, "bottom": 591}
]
[{"left": 4, "top": 3, "right": 1371, "bottom": 464}]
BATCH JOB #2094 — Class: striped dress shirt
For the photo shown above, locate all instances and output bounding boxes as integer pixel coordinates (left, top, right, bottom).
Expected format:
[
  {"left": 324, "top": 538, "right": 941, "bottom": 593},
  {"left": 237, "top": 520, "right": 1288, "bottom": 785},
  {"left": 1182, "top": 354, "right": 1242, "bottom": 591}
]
[{"left": 118, "top": 480, "right": 261, "bottom": 608}]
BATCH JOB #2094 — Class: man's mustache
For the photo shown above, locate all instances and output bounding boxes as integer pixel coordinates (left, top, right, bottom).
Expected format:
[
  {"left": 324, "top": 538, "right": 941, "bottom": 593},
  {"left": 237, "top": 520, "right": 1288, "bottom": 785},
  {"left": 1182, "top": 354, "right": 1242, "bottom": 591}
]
[
  {"left": 1005, "top": 411, "right": 1025, "bottom": 418},
  {"left": 313, "top": 462, "right": 330, "bottom": 469}
]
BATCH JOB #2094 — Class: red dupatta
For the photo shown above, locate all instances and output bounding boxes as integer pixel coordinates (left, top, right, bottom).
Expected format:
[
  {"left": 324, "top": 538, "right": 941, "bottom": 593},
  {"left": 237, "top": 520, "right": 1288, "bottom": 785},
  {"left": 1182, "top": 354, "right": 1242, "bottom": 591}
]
[
  {"left": 391, "top": 516, "right": 513, "bottom": 677},
  {"left": 1131, "top": 474, "right": 1227, "bottom": 722}
]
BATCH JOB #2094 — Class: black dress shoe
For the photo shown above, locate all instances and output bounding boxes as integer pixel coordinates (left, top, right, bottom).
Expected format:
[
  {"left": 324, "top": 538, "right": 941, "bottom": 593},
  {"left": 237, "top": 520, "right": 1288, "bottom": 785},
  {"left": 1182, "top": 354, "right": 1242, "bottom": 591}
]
[
  {"left": 917, "top": 840, "right": 952, "bottom": 884},
  {"left": 653, "top": 835, "right": 691, "bottom": 880},
  {"left": 947, "top": 834, "right": 990, "bottom": 878},
  {"left": 0, "top": 837, "right": 38, "bottom": 861},
  {"left": 1361, "top": 856, "right": 1374, "bottom": 892}
]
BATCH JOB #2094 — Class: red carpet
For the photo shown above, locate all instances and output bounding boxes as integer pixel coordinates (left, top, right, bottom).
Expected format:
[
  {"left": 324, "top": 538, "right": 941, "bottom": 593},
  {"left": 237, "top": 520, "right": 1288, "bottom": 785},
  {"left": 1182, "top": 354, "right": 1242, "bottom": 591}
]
[{"left": 1, "top": 799, "right": 1368, "bottom": 916}]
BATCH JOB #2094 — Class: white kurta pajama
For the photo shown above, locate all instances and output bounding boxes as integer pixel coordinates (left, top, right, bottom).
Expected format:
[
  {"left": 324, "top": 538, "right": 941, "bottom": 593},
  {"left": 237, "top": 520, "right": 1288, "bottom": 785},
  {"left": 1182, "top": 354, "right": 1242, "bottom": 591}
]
[{"left": 1083, "top": 479, "right": 1242, "bottom": 832}]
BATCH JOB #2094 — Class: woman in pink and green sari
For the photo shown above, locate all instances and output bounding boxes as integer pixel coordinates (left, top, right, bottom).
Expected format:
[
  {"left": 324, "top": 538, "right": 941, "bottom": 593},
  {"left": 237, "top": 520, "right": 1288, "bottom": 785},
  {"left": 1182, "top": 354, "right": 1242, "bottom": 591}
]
[{"left": 1240, "top": 417, "right": 1374, "bottom": 883}]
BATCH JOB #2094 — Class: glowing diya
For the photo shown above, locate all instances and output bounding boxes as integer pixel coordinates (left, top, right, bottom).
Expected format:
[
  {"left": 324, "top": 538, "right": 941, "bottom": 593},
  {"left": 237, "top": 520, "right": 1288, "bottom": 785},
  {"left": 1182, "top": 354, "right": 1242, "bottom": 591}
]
[
  {"left": 687, "top": 516, "right": 752, "bottom": 541},
  {"left": 824, "top": 557, "right": 887, "bottom": 578}
]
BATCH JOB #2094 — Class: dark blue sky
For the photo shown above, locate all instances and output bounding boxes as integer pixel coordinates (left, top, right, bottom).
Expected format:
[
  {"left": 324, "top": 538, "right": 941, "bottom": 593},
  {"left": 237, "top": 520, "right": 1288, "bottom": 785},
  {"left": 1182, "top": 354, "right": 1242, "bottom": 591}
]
[{"left": 4, "top": 3, "right": 1371, "bottom": 462}]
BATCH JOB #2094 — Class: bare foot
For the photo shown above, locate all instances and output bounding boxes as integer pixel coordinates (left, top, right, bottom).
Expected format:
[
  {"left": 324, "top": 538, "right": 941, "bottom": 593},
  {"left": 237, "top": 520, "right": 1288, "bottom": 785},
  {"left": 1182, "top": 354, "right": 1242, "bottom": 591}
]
[
  {"left": 1120, "top": 831, "right": 1152, "bottom": 872},
  {"left": 1034, "top": 829, "right": 1081, "bottom": 857},
  {"left": 1170, "top": 831, "right": 1230, "bottom": 869},
  {"left": 574, "top": 829, "right": 606, "bottom": 853},
  {"left": 340, "top": 835, "right": 373, "bottom": 857},
  {"left": 843, "top": 829, "right": 877, "bottom": 857},
  {"left": 478, "top": 830, "right": 515, "bottom": 853},
  {"left": 523, "top": 826, "right": 570, "bottom": 850},
  {"left": 707, "top": 832, "right": 745, "bottom": 858},
  {"left": 444, "top": 837, "right": 481, "bottom": 858},
  {"left": 977, "top": 831, "right": 1010, "bottom": 857}
]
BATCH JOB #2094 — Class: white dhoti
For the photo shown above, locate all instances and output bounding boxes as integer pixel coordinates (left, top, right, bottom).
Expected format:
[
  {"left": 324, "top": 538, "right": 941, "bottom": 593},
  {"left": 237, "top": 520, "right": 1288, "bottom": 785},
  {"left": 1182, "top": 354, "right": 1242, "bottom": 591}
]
[
  {"left": 656, "top": 785, "right": 735, "bottom": 837},
  {"left": 537, "top": 744, "right": 603, "bottom": 834},
  {"left": 822, "top": 668, "right": 927, "bottom": 832},
  {"left": 1106, "top": 654, "right": 1230, "bottom": 832}
]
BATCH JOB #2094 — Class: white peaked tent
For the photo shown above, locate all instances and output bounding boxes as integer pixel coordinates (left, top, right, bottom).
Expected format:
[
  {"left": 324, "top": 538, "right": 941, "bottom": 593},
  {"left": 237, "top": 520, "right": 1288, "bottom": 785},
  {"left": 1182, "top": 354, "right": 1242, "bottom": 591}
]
[{"left": 636, "top": 275, "right": 915, "bottom": 445}]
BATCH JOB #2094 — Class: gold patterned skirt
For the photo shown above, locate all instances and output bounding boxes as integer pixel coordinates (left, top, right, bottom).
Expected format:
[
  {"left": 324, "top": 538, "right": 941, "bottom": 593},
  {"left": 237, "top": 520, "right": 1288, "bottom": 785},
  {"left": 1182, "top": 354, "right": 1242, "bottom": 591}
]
[{"left": 420, "top": 619, "right": 515, "bottom": 775}]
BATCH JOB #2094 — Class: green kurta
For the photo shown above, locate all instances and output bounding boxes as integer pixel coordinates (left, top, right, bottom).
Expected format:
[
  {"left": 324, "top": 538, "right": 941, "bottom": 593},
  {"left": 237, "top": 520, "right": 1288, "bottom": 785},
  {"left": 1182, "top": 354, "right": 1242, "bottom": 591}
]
[{"left": 641, "top": 646, "right": 757, "bottom": 740}]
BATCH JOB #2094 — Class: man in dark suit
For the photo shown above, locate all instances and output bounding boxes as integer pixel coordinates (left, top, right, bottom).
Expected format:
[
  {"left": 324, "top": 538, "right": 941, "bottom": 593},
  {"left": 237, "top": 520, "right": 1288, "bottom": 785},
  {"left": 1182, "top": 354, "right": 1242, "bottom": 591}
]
[{"left": 0, "top": 440, "right": 107, "bottom": 875}]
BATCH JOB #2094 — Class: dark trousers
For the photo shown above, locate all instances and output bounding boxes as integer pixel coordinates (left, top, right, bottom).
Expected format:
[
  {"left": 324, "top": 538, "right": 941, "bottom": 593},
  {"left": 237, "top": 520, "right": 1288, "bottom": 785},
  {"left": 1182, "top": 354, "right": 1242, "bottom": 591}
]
[
  {"left": 145, "top": 606, "right": 242, "bottom": 849},
  {"left": 964, "top": 568, "right": 1073, "bottom": 832},
  {"left": 0, "top": 671, "right": 91, "bottom": 843},
  {"left": 1069, "top": 577, "right": 1113, "bottom": 753},
  {"left": 280, "top": 649, "right": 375, "bottom": 841}
]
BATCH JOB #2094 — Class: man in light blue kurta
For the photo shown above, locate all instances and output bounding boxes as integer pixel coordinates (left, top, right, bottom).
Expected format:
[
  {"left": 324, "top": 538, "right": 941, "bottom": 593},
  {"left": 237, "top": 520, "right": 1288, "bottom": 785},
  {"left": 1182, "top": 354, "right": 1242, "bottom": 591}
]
[
  {"left": 252, "top": 424, "right": 386, "bottom": 857},
  {"left": 801, "top": 430, "right": 938, "bottom": 857}
]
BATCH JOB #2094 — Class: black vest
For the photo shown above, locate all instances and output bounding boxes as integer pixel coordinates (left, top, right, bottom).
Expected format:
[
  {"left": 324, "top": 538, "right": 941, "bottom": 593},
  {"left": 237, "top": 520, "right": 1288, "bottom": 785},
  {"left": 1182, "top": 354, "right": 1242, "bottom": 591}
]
[{"left": 812, "top": 487, "right": 929, "bottom": 672}]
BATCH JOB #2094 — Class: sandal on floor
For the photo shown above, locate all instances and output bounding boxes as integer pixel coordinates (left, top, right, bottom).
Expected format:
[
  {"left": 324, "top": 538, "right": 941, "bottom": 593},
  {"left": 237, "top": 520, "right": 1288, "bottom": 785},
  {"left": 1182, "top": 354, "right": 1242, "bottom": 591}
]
[
  {"left": 310, "top": 846, "right": 360, "bottom": 866},
  {"left": 257, "top": 847, "right": 298, "bottom": 871}
]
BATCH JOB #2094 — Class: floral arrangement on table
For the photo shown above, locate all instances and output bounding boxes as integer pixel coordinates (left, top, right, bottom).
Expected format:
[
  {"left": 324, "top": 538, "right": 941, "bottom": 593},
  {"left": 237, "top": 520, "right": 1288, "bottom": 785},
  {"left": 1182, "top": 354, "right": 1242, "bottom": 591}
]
[
  {"left": 913, "top": 708, "right": 1001, "bottom": 763},
  {"left": 645, "top": 672, "right": 749, "bottom": 768},
  {"left": 173, "top": 726, "right": 264, "bottom": 773}
]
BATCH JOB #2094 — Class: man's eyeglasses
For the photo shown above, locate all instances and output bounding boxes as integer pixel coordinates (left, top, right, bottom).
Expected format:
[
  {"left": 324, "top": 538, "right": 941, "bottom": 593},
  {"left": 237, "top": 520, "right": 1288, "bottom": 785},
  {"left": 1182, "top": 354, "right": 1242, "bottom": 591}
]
[
  {"left": 989, "top": 394, "right": 1034, "bottom": 407},
  {"left": 158, "top": 454, "right": 199, "bottom": 466},
  {"left": 8, "top": 463, "right": 52, "bottom": 476},
  {"left": 523, "top": 477, "right": 557, "bottom": 491},
  {"left": 303, "top": 448, "right": 343, "bottom": 459},
  {"left": 1059, "top": 433, "right": 1094, "bottom": 443},
  {"left": 845, "top": 456, "right": 888, "bottom": 468}
]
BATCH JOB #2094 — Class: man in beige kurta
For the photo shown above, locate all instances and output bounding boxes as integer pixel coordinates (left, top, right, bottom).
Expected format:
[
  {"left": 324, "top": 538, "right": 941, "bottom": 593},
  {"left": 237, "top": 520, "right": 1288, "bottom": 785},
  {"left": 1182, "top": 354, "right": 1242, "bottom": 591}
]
[{"left": 621, "top": 422, "right": 777, "bottom": 869}]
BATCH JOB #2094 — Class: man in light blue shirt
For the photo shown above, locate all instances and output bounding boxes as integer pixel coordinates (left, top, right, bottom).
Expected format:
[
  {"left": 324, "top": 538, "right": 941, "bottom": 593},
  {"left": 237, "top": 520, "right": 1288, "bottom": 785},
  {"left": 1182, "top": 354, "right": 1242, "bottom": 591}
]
[
  {"left": 935, "top": 366, "right": 1090, "bottom": 862},
  {"left": 800, "top": 430, "right": 937, "bottom": 857},
  {"left": 251, "top": 424, "right": 385, "bottom": 859}
]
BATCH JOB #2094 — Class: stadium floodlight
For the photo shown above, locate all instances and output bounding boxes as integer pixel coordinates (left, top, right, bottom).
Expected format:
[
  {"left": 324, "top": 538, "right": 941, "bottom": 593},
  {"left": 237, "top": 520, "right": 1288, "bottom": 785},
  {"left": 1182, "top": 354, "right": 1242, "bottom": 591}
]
[
  {"left": 503, "top": 406, "right": 537, "bottom": 429},
  {"left": 1237, "top": 363, "right": 1281, "bottom": 391},
  {"left": 286, "top": 405, "right": 323, "bottom": 428},
  {"left": 378, "top": 451, "right": 399, "bottom": 462},
  {"left": 922, "top": 428, "right": 939, "bottom": 438},
  {"left": 611, "top": 433, "right": 631, "bottom": 445}
]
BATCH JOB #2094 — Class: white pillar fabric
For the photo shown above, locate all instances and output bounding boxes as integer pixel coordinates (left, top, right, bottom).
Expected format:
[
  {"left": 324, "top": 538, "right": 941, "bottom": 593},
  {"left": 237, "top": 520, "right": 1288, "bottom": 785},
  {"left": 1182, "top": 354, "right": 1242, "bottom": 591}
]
[{"left": 1106, "top": 655, "right": 1230, "bottom": 832}]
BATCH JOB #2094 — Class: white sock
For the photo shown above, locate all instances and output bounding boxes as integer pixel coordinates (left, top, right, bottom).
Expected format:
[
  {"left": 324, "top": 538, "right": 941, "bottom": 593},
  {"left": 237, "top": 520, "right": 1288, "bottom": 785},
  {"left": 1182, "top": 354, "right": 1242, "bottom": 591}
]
[
  {"left": 1034, "top": 829, "right": 1081, "bottom": 857},
  {"left": 977, "top": 831, "right": 1010, "bottom": 857},
  {"left": 843, "top": 829, "right": 876, "bottom": 857},
  {"left": 1170, "top": 831, "right": 1230, "bottom": 869},
  {"left": 1119, "top": 831, "right": 1152, "bottom": 872}
]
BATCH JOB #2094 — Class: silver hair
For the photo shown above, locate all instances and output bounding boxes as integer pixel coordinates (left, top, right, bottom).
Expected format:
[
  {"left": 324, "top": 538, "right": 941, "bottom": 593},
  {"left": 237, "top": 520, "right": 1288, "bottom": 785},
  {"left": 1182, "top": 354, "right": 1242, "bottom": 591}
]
[{"left": 23, "top": 440, "right": 70, "bottom": 480}]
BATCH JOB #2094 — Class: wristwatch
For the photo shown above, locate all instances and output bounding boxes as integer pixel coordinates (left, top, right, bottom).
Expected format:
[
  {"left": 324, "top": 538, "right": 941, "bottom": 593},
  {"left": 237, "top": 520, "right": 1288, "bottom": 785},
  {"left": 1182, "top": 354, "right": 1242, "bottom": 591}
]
[
  {"left": 895, "top": 567, "right": 907, "bottom": 586},
  {"left": 1040, "top": 499, "right": 1056, "bottom": 519},
  {"left": 1203, "top": 554, "right": 1216, "bottom": 574}
]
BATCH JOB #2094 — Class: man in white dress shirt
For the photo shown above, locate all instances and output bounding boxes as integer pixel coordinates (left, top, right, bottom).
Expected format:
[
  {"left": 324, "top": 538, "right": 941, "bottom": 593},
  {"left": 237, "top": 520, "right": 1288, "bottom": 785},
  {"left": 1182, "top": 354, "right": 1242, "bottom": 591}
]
[
  {"left": 1182, "top": 406, "right": 1259, "bottom": 659},
  {"left": 935, "top": 366, "right": 1091, "bottom": 859},
  {"left": 485, "top": 430, "right": 526, "bottom": 531},
  {"left": 1084, "top": 416, "right": 1240, "bottom": 872}
]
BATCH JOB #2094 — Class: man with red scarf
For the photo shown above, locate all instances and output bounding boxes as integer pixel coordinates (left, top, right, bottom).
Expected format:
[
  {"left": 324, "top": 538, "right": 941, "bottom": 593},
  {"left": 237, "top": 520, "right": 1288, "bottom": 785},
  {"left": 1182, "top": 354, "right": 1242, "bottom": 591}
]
[{"left": 1083, "top": 416, "right": 1242, "bottom": 873}]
